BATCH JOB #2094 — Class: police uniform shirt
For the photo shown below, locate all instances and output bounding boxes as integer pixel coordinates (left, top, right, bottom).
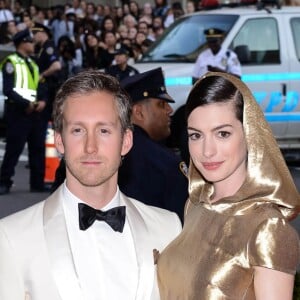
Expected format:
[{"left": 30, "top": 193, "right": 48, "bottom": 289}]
[
  {"left": 62, "top": 183, "right": 138, "bottom": 300},
  {"left": 118, "top": 125, "right": 188, "bottom": 222},
  {"left": 192, "top": 46, "right": 242, "bottom": 78},
  {"left": 35, "top": 39, "right": 59, "bottom": 74},
  {"left": 0, "top": 8, "right": 14, "bottom": 23},
  {"left": 2, "top": 52, "right": 47, "bottom": 110},
  {"left": 101, "top": 50, "right": 116, "bottom": 70},
  {"left": 105, "top": 65, "right": 139, "bottom": 82}
]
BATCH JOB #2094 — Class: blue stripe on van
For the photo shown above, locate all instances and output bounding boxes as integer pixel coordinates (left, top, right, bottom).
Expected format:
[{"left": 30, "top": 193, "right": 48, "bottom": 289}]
[
  {"left": 165, "top": 77, "right": 192, "bottom": 86},
  {"left": 165, "top": 73, "right": 300, "bottom": 86},
  {"left": 164, "top": 74, "right": 300, "bottom": 122},
  {"left": 265, "top": 114, "right": 300, "bottom": 122},
  {"left": 242, "top": 73, "right": 300, "bottom": 82}
]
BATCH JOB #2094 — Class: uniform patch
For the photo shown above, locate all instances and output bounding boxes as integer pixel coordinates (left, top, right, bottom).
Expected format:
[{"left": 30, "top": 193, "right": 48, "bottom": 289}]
[
  {"left": 232, "top": 57, "right": 239, "bottom": 65},
  {"left": 5, "top": 62, "right": 14, "bottom": 74},
  {"left": 179, "top": 161, "right": 188, "bottom": 178},
  {"left": 46, "top": 46, "right": 54, "bottom": 55},
  {"left": 221, "top": 57, "right": 228, "bottom": 68}
]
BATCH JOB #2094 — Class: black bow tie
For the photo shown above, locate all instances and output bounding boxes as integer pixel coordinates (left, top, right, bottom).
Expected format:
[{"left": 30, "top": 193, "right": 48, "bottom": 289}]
[{"left": 78, "top": 203, "right": 126, "bottom": 232}]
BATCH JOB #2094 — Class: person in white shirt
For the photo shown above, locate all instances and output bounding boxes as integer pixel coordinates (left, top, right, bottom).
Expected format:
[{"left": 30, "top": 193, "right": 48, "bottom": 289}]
[
  {"left": 192, "top": 27, "right": 242, "bottom": 84},
  {"left": 0, "top": 70, "right": 182, "bottom": 300},
  {"left": 0, "top": 0, "right": 13, "bottom": 24}
]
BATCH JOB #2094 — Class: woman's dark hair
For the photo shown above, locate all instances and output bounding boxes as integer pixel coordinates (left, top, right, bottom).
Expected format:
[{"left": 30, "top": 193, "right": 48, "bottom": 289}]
[
  {"left": 185, "top": 75, "right": 244, "bottom": 123},
  {"left": 100, "top": 15, "right": 117, "bottom": 34}
]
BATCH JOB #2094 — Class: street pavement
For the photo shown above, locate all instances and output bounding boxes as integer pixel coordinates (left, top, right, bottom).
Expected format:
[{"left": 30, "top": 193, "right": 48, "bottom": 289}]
[
  {"left": 0, "top": 139, "right": 300, "bottom": 236},
  {"left": 0, "top": 140, "right": 52, "bottom": 218}
]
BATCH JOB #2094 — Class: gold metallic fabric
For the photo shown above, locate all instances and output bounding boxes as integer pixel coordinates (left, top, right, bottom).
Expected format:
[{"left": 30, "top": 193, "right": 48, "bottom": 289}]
[{"left": 157, "top": 72, "right": 300, "bottom": 299}]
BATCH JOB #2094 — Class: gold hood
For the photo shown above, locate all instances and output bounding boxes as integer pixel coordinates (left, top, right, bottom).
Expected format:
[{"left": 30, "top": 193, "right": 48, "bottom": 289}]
[{"left": 187, "top": 72, "right": 300, "bottom": 220}]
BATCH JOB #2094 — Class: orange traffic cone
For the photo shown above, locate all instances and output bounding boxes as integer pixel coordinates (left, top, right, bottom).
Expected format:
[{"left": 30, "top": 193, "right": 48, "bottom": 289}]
[{"left": 44, "top": 122, "right": 60, "bottom": 183}]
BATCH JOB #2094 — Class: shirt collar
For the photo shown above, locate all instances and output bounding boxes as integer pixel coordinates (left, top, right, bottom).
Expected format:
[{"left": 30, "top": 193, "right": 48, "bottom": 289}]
[{"left": 62, "top": 182, "right": 121, "bottom": 221}]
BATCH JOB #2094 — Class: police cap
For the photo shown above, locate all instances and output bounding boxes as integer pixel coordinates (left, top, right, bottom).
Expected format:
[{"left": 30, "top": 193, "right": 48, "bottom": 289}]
[
  {"left": 121, "top": 68, "right": 175, "bottom": 103},
  {"left": 114, "top": 45, "right": 130, "bottom": 56},
  {"left": 12, "top": 29, "right": 33, "bottom": 46},
  {"left": 65, "top": 8, "right": 76, "bottom": 17},
  {"left": 204, "top": 28, "right": 224, "bottom": 41},
  {"left": 31, "top": 22, "right": 52, "bottom": 37}
]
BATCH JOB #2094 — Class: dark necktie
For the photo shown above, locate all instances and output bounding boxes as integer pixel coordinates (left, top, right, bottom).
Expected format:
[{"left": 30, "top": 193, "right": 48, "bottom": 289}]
[
  {"left": 78, "top": 203, "right": 126, "bottom": 233},
  {"left": 25, "top": 58, "right": 34, "bottom": 77}
]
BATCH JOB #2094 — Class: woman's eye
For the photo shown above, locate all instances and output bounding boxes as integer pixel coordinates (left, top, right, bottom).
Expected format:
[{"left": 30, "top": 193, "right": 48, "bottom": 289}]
[
  {"left": 188, "top": 132, "right": 201, "bottom": 140},
  {"left": 218, "top": 131, "right": 231, "bottom": 138}
]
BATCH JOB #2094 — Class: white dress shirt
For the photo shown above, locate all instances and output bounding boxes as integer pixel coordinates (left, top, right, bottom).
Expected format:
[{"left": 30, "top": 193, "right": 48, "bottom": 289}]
[{"left": 62, "top": 183, "right": 138, "bottom": 300}]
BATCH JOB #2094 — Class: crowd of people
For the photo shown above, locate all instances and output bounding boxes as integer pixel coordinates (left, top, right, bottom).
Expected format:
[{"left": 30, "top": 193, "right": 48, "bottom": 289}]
[
  {"left": 0, "top": 0, "right": 199, "bottom": 78},
  {"left": 0, "top": 0, "right": 197, "bottom": 195}
]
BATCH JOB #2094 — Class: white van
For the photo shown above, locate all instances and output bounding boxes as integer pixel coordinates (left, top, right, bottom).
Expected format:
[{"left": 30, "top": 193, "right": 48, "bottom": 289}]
[{"left": 134, "top": 5, "right": 300, "bottom": 150}]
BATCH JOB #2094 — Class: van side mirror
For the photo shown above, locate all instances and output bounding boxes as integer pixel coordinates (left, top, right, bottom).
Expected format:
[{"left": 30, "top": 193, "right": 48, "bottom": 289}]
[{"left": 234, "top": 45, "right": 251, "bottom": 64}]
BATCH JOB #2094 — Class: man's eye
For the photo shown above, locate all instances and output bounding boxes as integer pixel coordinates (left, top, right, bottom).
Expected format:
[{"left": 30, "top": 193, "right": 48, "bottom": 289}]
[
  {"left": 158, "top": 101, "right": 165, "bottom": 108},
  {"left": 99, "top": 128, "right": 110, "bottom": 135},
  {"left": 72, "top": 128, "right": 84, "bottom": 135}
]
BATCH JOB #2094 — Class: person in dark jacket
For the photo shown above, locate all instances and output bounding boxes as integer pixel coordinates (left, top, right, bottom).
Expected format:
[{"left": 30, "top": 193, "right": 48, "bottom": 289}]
[
  {"left": 118, "top": 68, "right": 188, "bottom": 221},
  {"left": 105, "top": 46, "right": 139, "bottom": 82},
  {"left": 0, "top": 29, "right": 49, "bottom": 194},
  {"left": 32, "top": 22, "right": 61, "bottom": 121}
]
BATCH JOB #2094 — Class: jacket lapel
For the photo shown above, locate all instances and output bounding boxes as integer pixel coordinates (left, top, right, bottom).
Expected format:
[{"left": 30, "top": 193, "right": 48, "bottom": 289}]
[
  {"left": 43, "top": 187, "right": 84, "bottom": 300},
  {"left": 121, "top": 194, "right": 157, "bottom": 300}
]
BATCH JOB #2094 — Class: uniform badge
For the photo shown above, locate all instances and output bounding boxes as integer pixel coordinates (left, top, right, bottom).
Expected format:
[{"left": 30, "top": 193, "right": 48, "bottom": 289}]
[
  {"left": 46, "top": 46, "right": 54, "bottom": 55},
  {"left": 221, "top": 57, "right": 228, "bottom": 68},
  {"left": 5, "top": 62, "right": 14, "bottom": 74},
  {"left": 179, "top": 161, "right": 189, "bottom": 178},
  {"left": 232, "top": 57, "right": 239, "bottom": 65}
]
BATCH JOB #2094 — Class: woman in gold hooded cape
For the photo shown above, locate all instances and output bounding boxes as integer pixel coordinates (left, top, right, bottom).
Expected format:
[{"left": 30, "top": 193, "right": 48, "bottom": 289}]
[{"left": 157, "top": 72, "right": 300, "bottom": 299}]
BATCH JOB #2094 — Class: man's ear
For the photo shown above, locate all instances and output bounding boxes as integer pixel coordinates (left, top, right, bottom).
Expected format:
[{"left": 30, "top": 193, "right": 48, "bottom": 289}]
[
  {"left": 54, "top": 132, "right": 65, "bottom": 155},
  {"left": 121, "top": 129, "right": 133, "bottom": 156},
  {"left": 131, "top": 103, "right": 144, "bottom": 121}
]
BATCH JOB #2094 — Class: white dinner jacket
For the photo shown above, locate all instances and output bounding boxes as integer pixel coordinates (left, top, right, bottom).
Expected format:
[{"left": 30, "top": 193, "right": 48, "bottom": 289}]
[{"left": 0, "top": 186, "right": 182, "bottom": 300}]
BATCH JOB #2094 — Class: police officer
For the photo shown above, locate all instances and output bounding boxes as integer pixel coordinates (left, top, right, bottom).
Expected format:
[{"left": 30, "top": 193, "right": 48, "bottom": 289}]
[
  {"left": 0, "top": 29, "right": 49, "bottom": 194},
  {"left": 192, "top": 27, "right": 242, "bottom": 84},
  {"left": 31, "top": 22, "right": 61, "bottom": 121},
  {"left": 105, "top": 45, "right": 139, "bottom": 82},
  {"left": 118, "top": 68, "right": 188, "bottom": 221}
]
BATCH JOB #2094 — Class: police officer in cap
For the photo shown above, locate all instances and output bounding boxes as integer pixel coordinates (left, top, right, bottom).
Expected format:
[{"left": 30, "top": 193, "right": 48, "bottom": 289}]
[
  {"left": 118, "top": 68, "right": 188, "bottom": 221},
  {"left": 32, "top": 22, "right": 61, "bottom": 121},
  {"left": 192, "top": 27, "right": 242, "bottom": 84},
  {"left": 0, "top": 29, "right": 49, "bottom": 194},
  {"left": 105, "top": 45, "right": 139, "bottom": 82}
]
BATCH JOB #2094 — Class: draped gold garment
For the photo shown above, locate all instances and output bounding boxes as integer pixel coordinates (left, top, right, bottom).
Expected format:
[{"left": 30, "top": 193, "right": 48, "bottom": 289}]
[{"left": 157, "top": 72, "right": 300, "bottom": 299}]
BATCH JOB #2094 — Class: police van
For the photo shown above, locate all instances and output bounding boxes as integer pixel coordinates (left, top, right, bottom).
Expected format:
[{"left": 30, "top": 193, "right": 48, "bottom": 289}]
[{"left": 134, "top": 4, "right": 300, "bottom": 150}]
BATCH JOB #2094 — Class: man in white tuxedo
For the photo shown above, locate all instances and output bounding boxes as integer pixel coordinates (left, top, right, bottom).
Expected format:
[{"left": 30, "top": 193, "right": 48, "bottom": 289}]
[{"left": 0, "top": 70, "right": 182, "bottom": 300}]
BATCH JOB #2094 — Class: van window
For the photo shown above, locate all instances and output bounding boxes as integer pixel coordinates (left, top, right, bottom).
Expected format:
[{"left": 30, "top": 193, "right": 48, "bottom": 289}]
[
  {"left": 231, "top": 18, "right": 280, "bottom": 65},
  {"left": 291, "top": 18, "right": 300, "bottom": 61},
  {"left": 141, "top": 14, "right": 239, "bottom": 62}
]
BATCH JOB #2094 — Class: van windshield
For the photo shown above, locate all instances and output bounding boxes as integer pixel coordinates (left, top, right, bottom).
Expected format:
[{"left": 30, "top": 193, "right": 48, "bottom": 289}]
[{"left": 140, "top": 14, "right": 239, "bottom": 63}]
